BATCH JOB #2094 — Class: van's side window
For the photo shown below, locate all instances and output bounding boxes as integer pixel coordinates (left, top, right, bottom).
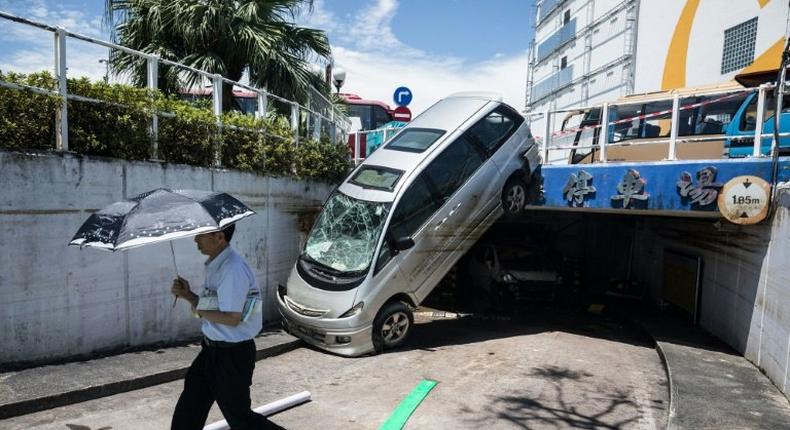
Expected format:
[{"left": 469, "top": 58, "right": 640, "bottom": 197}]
[
  {"left": 388, "top": 128, "right": 491, "bottom": 240},
  {"left": 467, "top": 106, "right": 524, "bottom": 155},
  {"left": 389, "top": 175, "right": 439, "bottom": 240},
  {"left": 423, "top": 134, "right": 486, "bottom": 202}
]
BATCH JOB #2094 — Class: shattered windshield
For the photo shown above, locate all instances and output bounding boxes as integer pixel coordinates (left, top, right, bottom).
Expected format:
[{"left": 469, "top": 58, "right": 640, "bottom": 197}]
[{"left": 304, "top": 192, "right": 391, "bottom": 273}]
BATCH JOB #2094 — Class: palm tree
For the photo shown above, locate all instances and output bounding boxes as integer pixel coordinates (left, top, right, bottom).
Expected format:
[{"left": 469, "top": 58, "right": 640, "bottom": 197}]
[{"left": 104, "top": 0, "right": 332, "bottom": 111}]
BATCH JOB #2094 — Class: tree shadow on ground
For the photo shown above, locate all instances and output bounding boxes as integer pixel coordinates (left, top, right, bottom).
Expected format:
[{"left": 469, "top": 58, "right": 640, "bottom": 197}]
[{"left": 463, "top": 365, "right": 642, "bottom": 430}]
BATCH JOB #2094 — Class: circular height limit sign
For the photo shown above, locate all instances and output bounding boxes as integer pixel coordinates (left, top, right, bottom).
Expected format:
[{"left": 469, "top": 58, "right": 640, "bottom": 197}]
[{"left": 717, "top": 175, "right": 771, "bottom": 225}]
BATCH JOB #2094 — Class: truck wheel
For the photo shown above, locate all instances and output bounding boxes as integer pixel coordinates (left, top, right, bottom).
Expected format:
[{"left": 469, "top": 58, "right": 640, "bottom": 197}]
[
  {"left": 502, "top": 178, "right": 528, "bottom": 217},
  {"left": 372, "top": 301, "right": 413, "bottom": 353}
]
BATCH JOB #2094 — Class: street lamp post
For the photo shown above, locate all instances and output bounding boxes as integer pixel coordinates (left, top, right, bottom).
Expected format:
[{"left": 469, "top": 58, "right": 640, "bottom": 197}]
[
  {"left": 332, "top": 68, "right": 345, "bottom": 94},
  {"left": 98, "top": 58, "right": 109, "bottom": 83}
]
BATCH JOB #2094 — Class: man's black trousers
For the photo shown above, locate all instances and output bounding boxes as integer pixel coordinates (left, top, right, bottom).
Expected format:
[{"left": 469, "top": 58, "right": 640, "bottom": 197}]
[{"left": 171, "top": 339, "right": 284, "bottom": 430}]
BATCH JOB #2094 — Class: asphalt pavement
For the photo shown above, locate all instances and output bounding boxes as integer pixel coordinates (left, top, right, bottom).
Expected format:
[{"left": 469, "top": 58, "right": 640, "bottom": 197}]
[
  {"left": 1, "top": 306, "right": 789, "bottom": 429},
  {"left": 0, "top": 328, "right": 299, "bottom": 419}
]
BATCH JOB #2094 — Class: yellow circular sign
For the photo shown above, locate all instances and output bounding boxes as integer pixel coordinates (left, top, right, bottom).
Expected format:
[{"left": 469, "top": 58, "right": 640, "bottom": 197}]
[{"left": 717, "top": 175, "right": 771, "bottom": 225}]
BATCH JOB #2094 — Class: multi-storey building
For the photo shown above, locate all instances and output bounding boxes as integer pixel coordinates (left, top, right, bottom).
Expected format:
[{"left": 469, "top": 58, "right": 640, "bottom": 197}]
[
  {"left": 526, "top": 0, "right": 789, "bottom": 143},
  {"left": 527, "top": 0, "right": 639, "bottom": 124}
]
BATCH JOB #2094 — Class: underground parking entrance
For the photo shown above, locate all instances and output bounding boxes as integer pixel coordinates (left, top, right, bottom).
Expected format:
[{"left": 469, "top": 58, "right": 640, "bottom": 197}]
[
  {"left": 411, "top": 208, "right": 790, "bottom": 427},
  {"left": 421, "top": 209, "right": 772, "bottom": 334}
]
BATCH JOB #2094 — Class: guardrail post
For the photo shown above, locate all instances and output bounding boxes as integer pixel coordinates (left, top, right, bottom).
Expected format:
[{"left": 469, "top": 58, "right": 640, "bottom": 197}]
[
  {"left": 753, "top": 85, "right": 767, "bottom": 157},
  {"left": 257, "top": 91, "right": 268, "bottom": 119},
  {"left": 330, "top": 109, "right": 337, "bottom": 143},
  {"left": 54, "top": 28, "right": 68, "bottom": 151},
  {"left": 291, "top": 103, "right": 300, "bottom": 146},
  {"left": 542, "top": 109, "right": 551, "bottom": 164},
  {"left": 599, "top": 103, "right": 609, "bottom": 162},
  {"left": 212, "top": 74, "right": 223, "bottom": 167},
  {"left": 313, "top": 114, "right": 321, "bottom": 141},
  {"left": 354, "top": 131, "right": 361, "bottom": 165},
  {"left": 147, "top": 55, "right": 159, "bottom": 160},
  {"left": 667, "top": 94, "right": 679, "bottom": 160}
]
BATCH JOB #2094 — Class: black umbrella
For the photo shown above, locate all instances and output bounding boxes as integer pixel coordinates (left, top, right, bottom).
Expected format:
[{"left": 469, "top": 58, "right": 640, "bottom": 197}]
[
  {"left": 69, "top": 188, "right": 256, "bottom": 307},
  {"left": 69, "top": 188, "right": 255, "bottom": 251}
]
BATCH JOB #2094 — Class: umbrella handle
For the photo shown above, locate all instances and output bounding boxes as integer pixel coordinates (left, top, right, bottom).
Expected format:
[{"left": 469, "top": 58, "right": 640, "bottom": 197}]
[{"left": 171, "top": 241, "right": 179, "bottom": 308}]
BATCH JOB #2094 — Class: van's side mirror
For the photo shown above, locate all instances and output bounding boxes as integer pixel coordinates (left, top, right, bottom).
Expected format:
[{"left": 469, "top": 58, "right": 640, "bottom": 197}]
[{"left": 393, "top": 237, "right": 415, "bottom": 251}]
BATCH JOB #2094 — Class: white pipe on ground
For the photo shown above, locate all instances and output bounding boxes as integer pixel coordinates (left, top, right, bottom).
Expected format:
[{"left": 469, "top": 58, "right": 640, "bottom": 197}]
[{"left": 203, "top": 391, "right": 312, "bottom": 430}]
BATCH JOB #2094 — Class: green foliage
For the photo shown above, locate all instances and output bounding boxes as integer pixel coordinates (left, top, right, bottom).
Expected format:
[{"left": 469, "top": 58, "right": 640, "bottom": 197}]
[
  {"left": 0, "top": 71, "right": 60, "bottom": 150},
  {"left": 104, "top": 0, "right": 333, "bottom": 109},
  {"left": 295, "top": 136, "right": 352, "bottom": 182},
  {"left": 0, "top": 70, "right": 351, "bottom": 182},
  {"left": 67, "top": 77, "right": 152, "bottom": 159}
]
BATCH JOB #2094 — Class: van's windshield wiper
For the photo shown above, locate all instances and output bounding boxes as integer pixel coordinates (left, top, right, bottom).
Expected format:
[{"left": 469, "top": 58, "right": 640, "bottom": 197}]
[
  {"left": 300, "top": 253, "right": 343, "bottom": 275},
  {"left": 300, "top": 253, "right": 368, "bottom": 278}
]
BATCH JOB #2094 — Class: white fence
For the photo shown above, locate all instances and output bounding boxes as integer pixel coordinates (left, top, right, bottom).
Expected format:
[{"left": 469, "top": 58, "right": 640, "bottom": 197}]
[
  {"left": 532, "top": 81, "right": 789, "bottom": 165},
  {"left": 0, "top": 10, "right": 351, "bottom": 165}
]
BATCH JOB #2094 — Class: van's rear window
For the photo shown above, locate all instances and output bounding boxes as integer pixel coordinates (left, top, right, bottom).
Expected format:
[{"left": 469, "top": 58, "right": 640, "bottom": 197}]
[
  {"left": 349, "top": 166, "right": 404, "bottom": 191},
  {"left": 385, "top": 128, "right": 446, "bottom": 153}
]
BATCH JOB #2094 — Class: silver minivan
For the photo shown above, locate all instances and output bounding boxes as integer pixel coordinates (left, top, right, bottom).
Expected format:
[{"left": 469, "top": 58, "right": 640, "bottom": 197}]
[{"left": 277, "top": 93, "right": 540, "bottom": 356}]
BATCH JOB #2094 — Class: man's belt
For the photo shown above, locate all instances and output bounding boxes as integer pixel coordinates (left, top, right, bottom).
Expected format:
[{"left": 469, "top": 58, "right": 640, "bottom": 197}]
[{"left": 202, "top": 336, "right": 252, "bottom": 348}]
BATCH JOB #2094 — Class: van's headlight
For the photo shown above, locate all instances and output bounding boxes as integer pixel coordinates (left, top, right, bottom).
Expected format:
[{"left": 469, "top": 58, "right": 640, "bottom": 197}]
[{"left": 339, "top": 302, "right": 364, "bottom": 318}]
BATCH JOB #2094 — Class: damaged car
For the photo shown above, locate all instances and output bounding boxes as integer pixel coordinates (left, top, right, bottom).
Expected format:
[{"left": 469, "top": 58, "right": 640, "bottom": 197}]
[{"left": 277, "top": 92, "right": 540, "bottom": 356}]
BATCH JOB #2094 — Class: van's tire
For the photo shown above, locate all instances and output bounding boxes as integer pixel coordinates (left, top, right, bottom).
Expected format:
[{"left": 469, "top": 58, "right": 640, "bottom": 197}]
[
  {"left": 372, "top": 301, "right": 413, "bottom": 354},
  {"left": 502, "top": 177, "right": 528, "bottom": 218}
]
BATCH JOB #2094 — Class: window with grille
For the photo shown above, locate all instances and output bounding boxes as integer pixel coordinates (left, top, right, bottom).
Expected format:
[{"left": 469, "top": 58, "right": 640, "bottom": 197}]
[{"left": 721, "top": 17, "right": 758, "bottom": 74}]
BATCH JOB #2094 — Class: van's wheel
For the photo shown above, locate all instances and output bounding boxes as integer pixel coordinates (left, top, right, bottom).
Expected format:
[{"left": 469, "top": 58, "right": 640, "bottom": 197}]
[
  {"left": 502, "top": 177, "right": 528, "bottom": 217},
  {"left": 372, "top": 301, "right": 413, "bottom": 353}
]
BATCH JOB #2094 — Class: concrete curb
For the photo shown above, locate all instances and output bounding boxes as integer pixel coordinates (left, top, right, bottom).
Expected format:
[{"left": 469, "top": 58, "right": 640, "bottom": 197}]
[
  {"left": 606, "top": 309, "right": 675, "bottom": 428},
  {"left": 0, "top": 339, "right": 302, "bottom": 420},
  {"left": 652, "top": 340, "right": 678, "bottom": 430}
]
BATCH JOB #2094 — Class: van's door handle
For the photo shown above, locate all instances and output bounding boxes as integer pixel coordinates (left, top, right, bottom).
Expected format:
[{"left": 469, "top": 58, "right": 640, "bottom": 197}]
[{"left": 448, "top": 202, "right": 461, "bottom": 217}]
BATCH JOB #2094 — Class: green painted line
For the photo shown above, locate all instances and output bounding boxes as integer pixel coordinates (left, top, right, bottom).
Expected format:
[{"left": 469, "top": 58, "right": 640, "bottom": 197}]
[{"left": 379, "top": 379, "right": 438, "bottom": 430}]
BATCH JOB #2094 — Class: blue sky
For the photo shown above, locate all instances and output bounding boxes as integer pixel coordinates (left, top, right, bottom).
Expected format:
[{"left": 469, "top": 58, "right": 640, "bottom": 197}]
[{"left": 0, "top": 0, "right": 535, "bottom": 113}]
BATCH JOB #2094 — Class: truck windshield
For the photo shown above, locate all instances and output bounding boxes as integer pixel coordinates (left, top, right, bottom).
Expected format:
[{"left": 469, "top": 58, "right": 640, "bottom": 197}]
[{"left": 304, "top": 192, "right": 391, "bottom": 273}]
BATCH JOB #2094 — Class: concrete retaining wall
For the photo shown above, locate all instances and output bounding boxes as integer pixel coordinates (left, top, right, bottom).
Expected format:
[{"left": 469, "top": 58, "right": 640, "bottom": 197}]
[
  {"left": 631, "top": 192, "right": 790, "bottom": 398},
  {"left": 0, "top": 151, "right": 333, "bottom": 365}
]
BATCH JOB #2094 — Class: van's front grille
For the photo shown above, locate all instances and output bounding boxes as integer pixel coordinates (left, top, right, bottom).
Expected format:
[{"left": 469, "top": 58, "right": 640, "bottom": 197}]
[{"left": 284, "top": 295, "right": 329, "bottom": 318}]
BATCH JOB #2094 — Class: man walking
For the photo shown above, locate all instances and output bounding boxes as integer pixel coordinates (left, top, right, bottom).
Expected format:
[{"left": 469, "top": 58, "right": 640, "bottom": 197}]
[{"left": 170, "top": 224, "right": 284, "bottom": 430}]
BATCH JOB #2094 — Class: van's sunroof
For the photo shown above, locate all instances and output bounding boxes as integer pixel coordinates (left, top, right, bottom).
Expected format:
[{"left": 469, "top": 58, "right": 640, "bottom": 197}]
[
  {"left": 385, "top": 128, "right": 446, "bottom": 153},
  {"left": 349, "top": 166, "right": 404, "bottom": 191}
]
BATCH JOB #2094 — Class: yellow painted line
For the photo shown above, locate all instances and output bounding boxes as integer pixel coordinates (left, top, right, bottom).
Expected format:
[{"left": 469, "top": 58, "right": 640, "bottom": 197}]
[{"left": 661, "top": 0, "right": 701, "bottom": 90}]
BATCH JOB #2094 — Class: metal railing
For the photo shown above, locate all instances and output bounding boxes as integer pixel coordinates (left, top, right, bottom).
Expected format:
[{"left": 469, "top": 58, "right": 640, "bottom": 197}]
[
  {"left": 350, "top": 126, "right": 404, "bottom": 165},
  {"left": 0, "top": 10, "right": 351, "bottom": 166},
  {"left": 535, "top": 84, "right": 789, "bottom": 165}
]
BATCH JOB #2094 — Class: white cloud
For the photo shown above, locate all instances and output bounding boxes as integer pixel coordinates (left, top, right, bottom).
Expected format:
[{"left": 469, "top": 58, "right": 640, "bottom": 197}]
[
  {"left": 304, "top": 0, "right": 527, "bottom": 115},
  {"left": 1, "top": 0, "right": 529, "bottom": 114},
  {"left": 335, "top": 46, "right": 528, "bottom": 115},
  {"left": 0, "top": 0, "right": 108, "bottom": 80}
]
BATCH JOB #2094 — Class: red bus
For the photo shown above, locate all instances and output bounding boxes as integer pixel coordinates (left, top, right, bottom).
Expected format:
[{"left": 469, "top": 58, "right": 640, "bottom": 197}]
[{"left": 341, "top": 93, "right": 399, "bottom": 159}]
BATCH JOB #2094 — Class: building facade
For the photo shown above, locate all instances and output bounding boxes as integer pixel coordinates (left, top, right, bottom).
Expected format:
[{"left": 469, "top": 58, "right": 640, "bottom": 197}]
[
  {"left": 526, "top": 0, "right": 789, "bottom": 145},
  {"left": 527, "top": 0, "right": 639, "bottom": 121}
]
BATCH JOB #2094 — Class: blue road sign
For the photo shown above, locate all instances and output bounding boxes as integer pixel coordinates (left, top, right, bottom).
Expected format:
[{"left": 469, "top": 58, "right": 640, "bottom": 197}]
[{"left": 393, "top": 87, "right": 412, "bottom": 107}]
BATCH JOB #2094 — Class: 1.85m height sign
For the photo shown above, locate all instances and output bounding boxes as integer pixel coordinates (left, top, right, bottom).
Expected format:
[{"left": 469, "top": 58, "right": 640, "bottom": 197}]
[{"left": 717, "top": 176, "right": 771, "bottom": 225}]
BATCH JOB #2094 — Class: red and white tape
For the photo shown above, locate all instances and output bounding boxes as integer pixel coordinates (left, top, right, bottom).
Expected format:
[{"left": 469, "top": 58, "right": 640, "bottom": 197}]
[{"left": 549, "top": 91, "right": 749, "bottom": 139}]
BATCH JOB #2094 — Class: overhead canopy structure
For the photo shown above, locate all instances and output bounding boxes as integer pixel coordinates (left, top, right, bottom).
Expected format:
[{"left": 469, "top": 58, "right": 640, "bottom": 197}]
[{"left": 735, "top": 68, "right": 782, "bottom": 88}]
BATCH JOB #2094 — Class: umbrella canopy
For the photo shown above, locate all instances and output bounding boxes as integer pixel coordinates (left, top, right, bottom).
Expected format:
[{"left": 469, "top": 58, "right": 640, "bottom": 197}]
[{"left": 69, "top": 188, "right": 255, "bottom": 252}]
